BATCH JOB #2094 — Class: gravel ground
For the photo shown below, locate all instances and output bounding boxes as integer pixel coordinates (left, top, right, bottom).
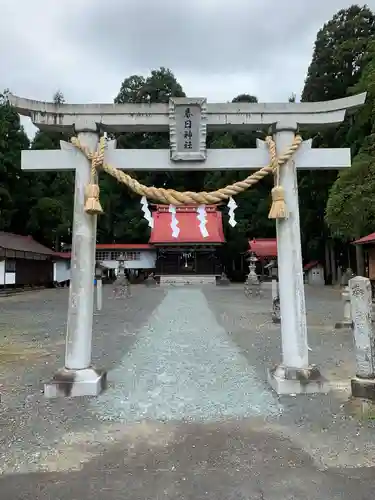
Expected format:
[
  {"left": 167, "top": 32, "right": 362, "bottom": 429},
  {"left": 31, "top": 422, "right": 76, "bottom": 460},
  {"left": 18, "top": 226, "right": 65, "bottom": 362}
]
[{"left": 0, "top": 284, "right": 374, "bottom": 499}]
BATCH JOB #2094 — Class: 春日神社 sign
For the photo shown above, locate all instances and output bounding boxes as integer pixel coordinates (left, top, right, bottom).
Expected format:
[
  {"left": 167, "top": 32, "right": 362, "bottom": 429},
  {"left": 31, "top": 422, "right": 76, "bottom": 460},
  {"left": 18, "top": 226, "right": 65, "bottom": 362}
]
[{"left": 169, "top": 97, "right": 207, "bottom": 161}]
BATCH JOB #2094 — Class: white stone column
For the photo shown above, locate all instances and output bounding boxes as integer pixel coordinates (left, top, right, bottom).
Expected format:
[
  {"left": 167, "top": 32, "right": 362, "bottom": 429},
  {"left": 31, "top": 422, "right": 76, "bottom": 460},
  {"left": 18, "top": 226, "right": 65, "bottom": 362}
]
[
  {"left": 44, "top": 119, "right": 107, "bottom": 397},
  {"left": 350, "top": 276, "right": 375, "bottom": 399},
  {"left": 65, "top": 119, "right": 98, "bottom": 369},
  {"left": 274, "top": 121, "right": 308, "bottom": 369},
  {"left": 267, "top": 121, "right": 327, "bottom": 395},
  {"left": 96, "top": 278, "right": 103, "bottom": 311},
  {"left": 271, "top": 279, "right": 280, "bottom": 324},
  {"left": 335, "top": 286, "right": 352, "bottom": 328}
]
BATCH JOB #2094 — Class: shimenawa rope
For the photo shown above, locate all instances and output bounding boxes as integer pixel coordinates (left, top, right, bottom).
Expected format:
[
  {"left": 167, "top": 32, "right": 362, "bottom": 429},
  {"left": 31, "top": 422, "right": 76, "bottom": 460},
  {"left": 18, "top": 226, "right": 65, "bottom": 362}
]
[{"left": 70, "top": 134, "right": 303, "bottom": 220}]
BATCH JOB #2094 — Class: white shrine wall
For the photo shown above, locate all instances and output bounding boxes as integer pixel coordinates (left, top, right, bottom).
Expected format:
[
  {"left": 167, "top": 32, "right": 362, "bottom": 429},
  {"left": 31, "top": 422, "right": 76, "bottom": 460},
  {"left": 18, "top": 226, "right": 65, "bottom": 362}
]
[
  {"left": 53, "top": 260, "right": 71, "bottom": 283},
  {"left": 100, "top": 250, "right": 157, "bottom": 271},
  {"left": 0, "top": 259, "right": 16, "bottom": 286}
]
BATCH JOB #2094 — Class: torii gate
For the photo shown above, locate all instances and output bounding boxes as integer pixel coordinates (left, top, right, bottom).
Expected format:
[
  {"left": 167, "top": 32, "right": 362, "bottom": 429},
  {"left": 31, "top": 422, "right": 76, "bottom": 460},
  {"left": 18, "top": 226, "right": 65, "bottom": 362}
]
[{"left": 9, "top": 93, "right": 366, "bottom": 397}]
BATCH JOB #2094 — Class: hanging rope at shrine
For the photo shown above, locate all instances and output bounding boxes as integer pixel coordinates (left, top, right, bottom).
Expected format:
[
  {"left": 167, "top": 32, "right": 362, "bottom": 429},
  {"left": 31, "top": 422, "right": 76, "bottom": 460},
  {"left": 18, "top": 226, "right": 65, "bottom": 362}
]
[{"left": 71, "top": 134, "right": 303, "bottom": 220}]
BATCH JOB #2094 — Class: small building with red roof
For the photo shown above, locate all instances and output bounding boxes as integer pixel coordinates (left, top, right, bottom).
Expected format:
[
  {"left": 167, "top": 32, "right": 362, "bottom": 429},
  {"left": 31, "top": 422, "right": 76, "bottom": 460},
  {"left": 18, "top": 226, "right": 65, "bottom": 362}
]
[
  {"left": 248, "top": 238, "right": 277, "bottom": 259},
  {"left": 247, "top": 238, "right": 278, "bottom": 279},
  {"left": 150, "top": 205, "right": 224, "bottom": 277},
  {"left": 353, "top": 232, "right": 375, "bottom": 281}
]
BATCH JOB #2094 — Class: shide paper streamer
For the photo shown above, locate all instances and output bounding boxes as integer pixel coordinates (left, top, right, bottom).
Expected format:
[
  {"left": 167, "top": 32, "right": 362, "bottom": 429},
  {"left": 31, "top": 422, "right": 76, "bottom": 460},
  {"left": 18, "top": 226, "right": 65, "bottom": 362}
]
[
  {"left": 140, "top": 196, "right": 154, "bottom": 228},
  {"left": 169, "top": 205, "right": 180, "bottom": 238},
  {"left": 197, "top": 205, "right": 209, "bottom": 238},
  {"left": 228, "top": 197, "right": 237, "bottom": 227}
]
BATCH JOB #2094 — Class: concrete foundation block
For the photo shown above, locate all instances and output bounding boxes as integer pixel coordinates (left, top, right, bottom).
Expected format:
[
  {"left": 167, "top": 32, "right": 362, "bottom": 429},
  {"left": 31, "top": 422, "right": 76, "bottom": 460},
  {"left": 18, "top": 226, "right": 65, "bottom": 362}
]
[
  {"left": 351, "top": 377, "right": 375, "bottom": 400},
  {"left": 267, "top": 365, "right": 331, "bottom": 395},
  {"left": 44, "top": 367, "right": 107, "bottom": 398}
]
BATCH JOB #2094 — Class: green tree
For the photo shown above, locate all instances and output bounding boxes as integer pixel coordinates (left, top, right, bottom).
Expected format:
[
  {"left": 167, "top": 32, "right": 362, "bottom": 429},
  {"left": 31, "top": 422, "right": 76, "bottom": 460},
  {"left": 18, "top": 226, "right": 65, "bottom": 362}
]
[
  {"left": 324, "top": 16, "right": 375, "bottom": 241},
  {"left": 0, "top": 91, "right": 30, "bottom": 231},
  {"left": 27, "top": 197, "right": 70, "bottom": 249},
  {"left": 53, "top": 90, "right": 65, "bottom": 105},
  {"left": 326, "top": 133, "right": 375, "bottom": 238},
  {"left": 302, "top": 5, "right": 375, "bottom": 103},
  {"left": 232, "top": 94, "right": 258, "bottom": 103},
  {"left": 21, "top": 91, "right": 74, "bottom": 248},
  {"left": 298, "top": 5, "right": 375, "bottom": 259},
  {"left": 115, "top": 67, "right": 185, "bottom": 105}
]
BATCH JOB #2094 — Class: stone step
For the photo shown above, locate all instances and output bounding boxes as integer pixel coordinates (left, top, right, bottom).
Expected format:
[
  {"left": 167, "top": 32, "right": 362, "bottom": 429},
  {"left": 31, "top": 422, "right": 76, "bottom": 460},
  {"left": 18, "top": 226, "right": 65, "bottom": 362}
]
[{"left": 159, "top": 275, "right": 217, "bottom": 286}]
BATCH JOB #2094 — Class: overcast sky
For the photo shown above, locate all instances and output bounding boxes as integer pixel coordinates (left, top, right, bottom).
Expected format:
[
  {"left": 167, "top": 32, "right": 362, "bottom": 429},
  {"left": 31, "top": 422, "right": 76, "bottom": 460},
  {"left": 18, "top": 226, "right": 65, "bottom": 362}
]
[{"left": 1, "top": 0, "right": 374, "bottom": 136}]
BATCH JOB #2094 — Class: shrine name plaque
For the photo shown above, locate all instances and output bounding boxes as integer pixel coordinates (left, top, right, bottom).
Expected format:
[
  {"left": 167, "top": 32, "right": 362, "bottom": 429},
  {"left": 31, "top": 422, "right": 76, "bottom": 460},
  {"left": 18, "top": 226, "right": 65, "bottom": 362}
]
[{"left": 169, "top": 97, "right": 207, "bottom": 161}]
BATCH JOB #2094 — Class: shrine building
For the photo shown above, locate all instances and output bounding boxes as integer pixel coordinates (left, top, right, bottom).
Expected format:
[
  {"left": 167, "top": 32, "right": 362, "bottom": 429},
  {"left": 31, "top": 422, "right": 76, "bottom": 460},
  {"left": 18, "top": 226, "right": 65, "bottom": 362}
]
[{"left": 149, "top": 205, "right": 224, "bottom": 282}]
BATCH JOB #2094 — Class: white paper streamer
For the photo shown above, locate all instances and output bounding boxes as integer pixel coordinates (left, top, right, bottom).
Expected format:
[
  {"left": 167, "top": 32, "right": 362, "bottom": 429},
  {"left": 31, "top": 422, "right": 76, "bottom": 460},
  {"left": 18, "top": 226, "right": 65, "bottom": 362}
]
[
  {"left": 196, "top": 205, "right": 209, "bottom": 238},
  {"left": 140, "top": 196, "right": 154, "bottom": 228},
  {"left": 169, "top": 205, "right": 180, "bottom": 238},
  {"left": 227, "top": 197, "right": 238, "bottom": 227}
]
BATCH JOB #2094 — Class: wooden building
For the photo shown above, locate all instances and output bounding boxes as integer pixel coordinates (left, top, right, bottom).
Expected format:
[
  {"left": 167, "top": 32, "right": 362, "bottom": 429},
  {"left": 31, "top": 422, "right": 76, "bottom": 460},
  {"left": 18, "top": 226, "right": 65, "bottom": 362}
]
[
  {"left": 353, "top": 232, "right": 375, "bottom": 288},
  {"left": 0, "top": 232, "right": 56, "bottom": 288},
  {"left": 149, "top": 205, "right": 224, "bottom": 278}
]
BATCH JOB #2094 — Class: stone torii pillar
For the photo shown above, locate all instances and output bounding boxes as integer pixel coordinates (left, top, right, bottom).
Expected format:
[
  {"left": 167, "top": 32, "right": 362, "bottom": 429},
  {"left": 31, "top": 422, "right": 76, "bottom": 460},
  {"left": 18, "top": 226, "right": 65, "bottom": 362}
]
[
  {"left": 43, "top": 119, "right": 106, "bottom": 397},
  {"left": 10, "top": 92, "right": 366, "bottom": 397}
]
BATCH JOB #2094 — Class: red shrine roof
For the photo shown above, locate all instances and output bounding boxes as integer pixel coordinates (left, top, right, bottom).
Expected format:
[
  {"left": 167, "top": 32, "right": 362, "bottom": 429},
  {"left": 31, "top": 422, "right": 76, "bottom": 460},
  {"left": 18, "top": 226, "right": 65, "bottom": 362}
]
[
  {"left": 303, "top": 260, "right": 320, "bottom": 271},
  {"left": 96, "top": 243, "right": 153, "bottom": 250},
  {"left": 353, "top": 233, "right": 375, "bottom": 245},
  {"left": 149, "top": 205, "right": 225, "bottom": 245},
  {"left": 249, "top": 238, "right": 277, "bottom": 258}
]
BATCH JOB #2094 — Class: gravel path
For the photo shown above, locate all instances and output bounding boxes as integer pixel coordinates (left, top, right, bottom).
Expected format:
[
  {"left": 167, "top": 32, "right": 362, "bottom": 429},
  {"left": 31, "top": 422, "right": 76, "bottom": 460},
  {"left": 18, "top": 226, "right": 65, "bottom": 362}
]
[{"left": 0, "top": 284, "right": 374, "bottom": 499}]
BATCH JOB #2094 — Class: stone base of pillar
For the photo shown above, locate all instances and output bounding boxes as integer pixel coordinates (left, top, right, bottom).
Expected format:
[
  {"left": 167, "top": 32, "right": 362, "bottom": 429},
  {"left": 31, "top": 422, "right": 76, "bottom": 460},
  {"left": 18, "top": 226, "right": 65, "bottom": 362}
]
[
  {"left": 144, "top": 275, "right": 158, "bottom": 287},
  {"left": 335, "top": 320, "right": 352, "bottom": 329},
  {"left": 44, "top": 367, "right": 107, "bottom": 398},
  {"left": 267, "top": 365, "right": 331, "bottom": 395},
  {"left": 351, "top": 377, "right": 375, "bottom": 400},
  {"left": 244, "top": 281, "right": 261, "bottom": 298},
  {"left": 216, "top": 273, "right": 230, "bottom": 286}
]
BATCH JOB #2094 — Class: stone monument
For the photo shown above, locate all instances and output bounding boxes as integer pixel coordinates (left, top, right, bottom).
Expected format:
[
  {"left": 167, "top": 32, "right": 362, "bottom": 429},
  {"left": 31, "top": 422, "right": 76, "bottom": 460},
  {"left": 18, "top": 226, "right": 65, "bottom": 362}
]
[
  {"left": 8, "top": 90, "right": 366, "bottom": 397},
  {"left": 350, "top": 276, "right": 375, "bottom": 399}
]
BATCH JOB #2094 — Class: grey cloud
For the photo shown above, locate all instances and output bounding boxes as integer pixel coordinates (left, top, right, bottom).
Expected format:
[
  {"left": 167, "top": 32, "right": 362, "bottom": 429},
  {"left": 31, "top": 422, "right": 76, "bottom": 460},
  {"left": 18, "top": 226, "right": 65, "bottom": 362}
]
[
  {"left": 1, "top": 0, "right": 375, "bottom": 114},
  {"left": 62, "top": 0, "right": 368, "bottom": 76}
]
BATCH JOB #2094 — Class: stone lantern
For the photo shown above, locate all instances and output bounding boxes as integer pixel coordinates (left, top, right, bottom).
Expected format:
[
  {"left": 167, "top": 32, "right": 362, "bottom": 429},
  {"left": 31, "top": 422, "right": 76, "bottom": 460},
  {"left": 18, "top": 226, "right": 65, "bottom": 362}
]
[
  {"left": 244, "top": 252, "right": 261, "bottom": 297},
  {"left": 113, "top": 253, "right": 131, "bottom": 298}
]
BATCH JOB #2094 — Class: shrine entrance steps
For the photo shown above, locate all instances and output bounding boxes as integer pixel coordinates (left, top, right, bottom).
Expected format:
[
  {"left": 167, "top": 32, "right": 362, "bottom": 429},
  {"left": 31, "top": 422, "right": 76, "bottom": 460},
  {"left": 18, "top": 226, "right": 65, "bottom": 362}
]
[{"left": 159, "top": 275, "right": 217, "bottom": 286}]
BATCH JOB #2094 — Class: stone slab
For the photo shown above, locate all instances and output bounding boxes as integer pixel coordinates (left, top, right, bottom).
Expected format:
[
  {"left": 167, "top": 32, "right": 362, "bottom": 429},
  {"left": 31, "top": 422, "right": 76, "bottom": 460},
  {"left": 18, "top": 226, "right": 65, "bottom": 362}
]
[
  {"left": 335, "top": 320, "right": 353, "bottom": 329},
  {"left": 267, "top": 366, "right": 331, "bottom": 396},
  {"left": 44, "top": 367, "right": 107, "bottom": 398}
]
